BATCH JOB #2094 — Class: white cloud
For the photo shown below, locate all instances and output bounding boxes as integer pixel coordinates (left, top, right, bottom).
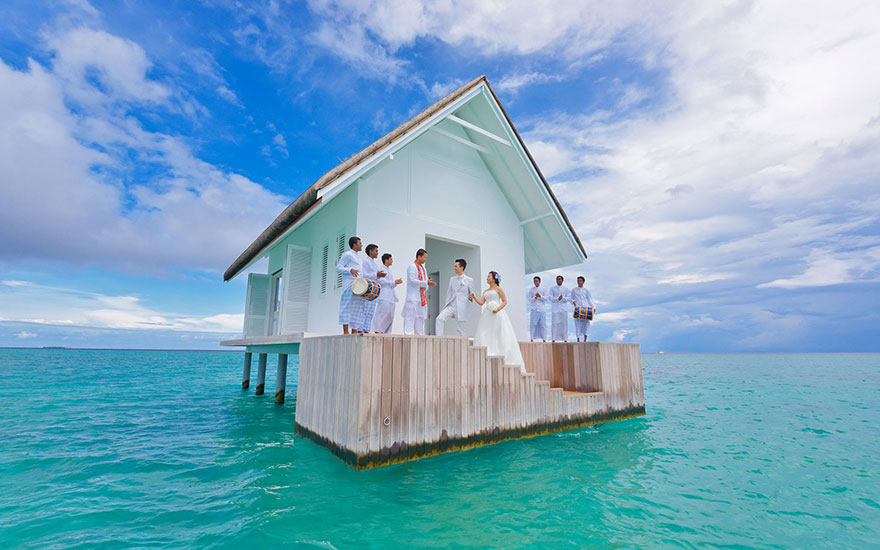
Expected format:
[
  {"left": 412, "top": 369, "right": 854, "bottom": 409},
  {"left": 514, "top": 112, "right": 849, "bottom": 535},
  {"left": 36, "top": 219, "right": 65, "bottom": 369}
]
[
  {"left": 0, "top": 281, "right": 244, "bottom": 333},
  {"left": 759, "top": 247, "right": 880, "bottom": 289},
  {"left": 0, "top": 27, "right": 289, "bottom": 274},
  {"left": 47, "top": 28, "right": 171, "bottom": 105},
  {"left": 1, "top": 280, "right": 34, "bottom": 287},
  {"left": 496, "top": 71, "right": 565, "bottom": 94},
  {"left": 658, "top": 273, "right": 732, "bottom": 285},
  {"left": 15, "top": 330, "right": 37, "bottom": 339}
]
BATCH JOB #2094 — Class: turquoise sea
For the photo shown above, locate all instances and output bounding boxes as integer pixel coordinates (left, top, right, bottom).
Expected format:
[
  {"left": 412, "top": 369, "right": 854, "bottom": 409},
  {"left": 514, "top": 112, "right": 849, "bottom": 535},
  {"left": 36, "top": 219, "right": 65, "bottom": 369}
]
[{"left": 0, "top": 350, "right": 877, "bottom": 549}]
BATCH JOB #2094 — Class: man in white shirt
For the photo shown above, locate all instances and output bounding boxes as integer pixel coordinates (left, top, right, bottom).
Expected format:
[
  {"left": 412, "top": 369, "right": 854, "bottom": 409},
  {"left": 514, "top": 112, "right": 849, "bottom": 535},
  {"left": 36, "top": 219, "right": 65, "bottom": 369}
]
[
  {"left": 570, "top": 276, "right": 596, "bottom": 342},
  {"left": 401, "top": 248, "right": 435, "bottom": 335},
  {"left": 335, "top": 236, "right": 363, "bottom": 334},
  {"left": 435, "top": 258, "right": 477, "bottom": 337},
  {"left": 372, "top": 253, "right": 402, "bottom": 334},
  {"left": 547, "top": 275, "right": 571, "bottom": 342},
  {"left": 352, "top": 243, "right": 386, "bottom": 333},
  {"left": 527, "top": 276, "right": 547, "bottom": 342}
]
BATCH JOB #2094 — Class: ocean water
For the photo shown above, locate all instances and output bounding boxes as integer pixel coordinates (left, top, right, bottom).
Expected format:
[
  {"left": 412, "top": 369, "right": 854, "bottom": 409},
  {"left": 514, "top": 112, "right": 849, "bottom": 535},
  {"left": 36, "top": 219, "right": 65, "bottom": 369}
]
[{"left": 0, "top": 350, "right": 877, "bottom": 549}]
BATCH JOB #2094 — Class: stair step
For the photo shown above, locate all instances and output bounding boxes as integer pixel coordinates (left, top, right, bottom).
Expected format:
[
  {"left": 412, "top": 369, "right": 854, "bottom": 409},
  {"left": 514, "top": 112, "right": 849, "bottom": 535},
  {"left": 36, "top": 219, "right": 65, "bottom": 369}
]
[{"left": 562, "top": 390, "right": 602, "bottom": 397}]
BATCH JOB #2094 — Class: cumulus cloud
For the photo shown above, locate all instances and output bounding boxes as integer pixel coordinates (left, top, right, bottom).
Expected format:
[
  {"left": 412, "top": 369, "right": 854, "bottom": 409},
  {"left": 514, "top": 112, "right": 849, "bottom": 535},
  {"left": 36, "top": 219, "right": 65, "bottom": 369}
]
[
  {"left": 0, "top": 27, "right": 288, "bottom": 274},
  {"left": 0, "top": 280, "right": 244, "bottom": 332}
]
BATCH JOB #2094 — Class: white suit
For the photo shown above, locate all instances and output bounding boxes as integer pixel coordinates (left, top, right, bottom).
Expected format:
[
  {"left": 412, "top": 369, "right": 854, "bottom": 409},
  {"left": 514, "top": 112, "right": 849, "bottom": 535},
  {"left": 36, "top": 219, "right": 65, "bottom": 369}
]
[
  {"left": 401, "top": 262, "right": 429, "bottom": 335},
  {"left": 372, "top": 265, "right": 399, "bottom": 334},
  {"left": 436, "top": 273, "right": 476, "bottom": 336},
  {"left": 547, "top": 284, "right": 570, "bottom": 341},
  {"left": 527, "top": 285, "right": 548, "bottom": 341}
]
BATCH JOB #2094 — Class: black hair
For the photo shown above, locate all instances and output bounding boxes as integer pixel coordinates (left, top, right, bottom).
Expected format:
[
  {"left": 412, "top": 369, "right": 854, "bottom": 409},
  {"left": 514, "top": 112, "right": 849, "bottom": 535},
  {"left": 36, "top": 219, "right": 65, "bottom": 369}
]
[
  {"left": 577, "top": 276, "right": 585, "bottom": 282},
  {"left": 556, "top": 275, "right": 564, "bottom": 281},
  {"left": 533, "top": 276, "right": 541, "bottom": 282},
  {"left": 365, "top": 243, "right": 378, "bottom": 254},
  {"left": 348, "top": 236, "right": 361, "bottom": 248},
  {"left": 381, "top": 253, "right": 392, "bottom": 264},
  {"left": 416, "top": 248, "right": 427, "bottom": 258},
  {"left": 489, "top": 271, "right": 500, "bottom": 285},
  {"left": 455, "top": 258, "right": 467, "bottom": 270}
]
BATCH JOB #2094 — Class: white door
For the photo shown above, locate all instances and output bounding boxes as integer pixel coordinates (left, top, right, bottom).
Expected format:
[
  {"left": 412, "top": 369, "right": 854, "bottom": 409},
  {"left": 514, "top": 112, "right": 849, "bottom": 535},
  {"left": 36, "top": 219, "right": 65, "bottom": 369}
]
[
  {"left": 427, "top": 270, "right": 440, "bottom": 335},
  {"left": 280, "top": 244, "right": 312, "bottom": 334},
  {"left": 244, "top": 273, "right": 274, "bottom": 337}
]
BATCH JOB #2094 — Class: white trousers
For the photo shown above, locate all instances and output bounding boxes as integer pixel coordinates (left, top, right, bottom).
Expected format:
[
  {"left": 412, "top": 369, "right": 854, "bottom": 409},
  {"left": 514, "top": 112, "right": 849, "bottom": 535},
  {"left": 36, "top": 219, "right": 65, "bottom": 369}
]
[
  {"left": 529, "top": 309, "right": 547, "bottom": 341},
  {"left": 551, "top": 311, "right": 569, "bottom": 341},
  {"left": 373, "top": 301, "right": 396, "bottom": 334},
  {"left": 403, "top": 313, "right": 425, "bottom": 335},
  {"left": 436, "top": 305, "right": 466, "bottom": 336}
]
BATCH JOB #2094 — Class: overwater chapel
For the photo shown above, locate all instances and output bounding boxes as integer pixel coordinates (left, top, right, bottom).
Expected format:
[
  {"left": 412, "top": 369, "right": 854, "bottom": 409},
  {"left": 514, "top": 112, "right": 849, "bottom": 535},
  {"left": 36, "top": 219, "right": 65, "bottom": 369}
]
[
  {"left": 225, "top": 75, "right": 586, "bottom": 340},
  {"left": 223, "top": 77, "right": 644, "bottom": 470}
]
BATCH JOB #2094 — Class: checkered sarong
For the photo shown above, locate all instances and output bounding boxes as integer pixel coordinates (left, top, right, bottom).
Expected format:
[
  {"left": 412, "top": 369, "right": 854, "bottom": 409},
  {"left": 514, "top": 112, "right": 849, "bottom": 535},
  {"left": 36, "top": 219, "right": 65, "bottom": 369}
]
[
  {"left": 352, "top": 296, "right": 378, "bottom": 332},
  {"left": 338, "top": 288, "right": 361, "bottom": 325}
]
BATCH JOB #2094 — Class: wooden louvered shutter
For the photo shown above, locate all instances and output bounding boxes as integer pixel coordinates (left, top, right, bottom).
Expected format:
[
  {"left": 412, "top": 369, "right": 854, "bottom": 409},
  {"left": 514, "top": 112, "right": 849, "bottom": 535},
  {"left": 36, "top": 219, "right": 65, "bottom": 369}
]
[
  {"left": 280, "top": 244, "right": 311, "bottom": 333},
  {"left": 335, "top": 233, "right": 346, "bottom": 289},
  {"left": 321, "top": 243, "right": 329, "bottom": 294},
  {"left": 244, "top": 273, "right": 273, "bottom": 337}
]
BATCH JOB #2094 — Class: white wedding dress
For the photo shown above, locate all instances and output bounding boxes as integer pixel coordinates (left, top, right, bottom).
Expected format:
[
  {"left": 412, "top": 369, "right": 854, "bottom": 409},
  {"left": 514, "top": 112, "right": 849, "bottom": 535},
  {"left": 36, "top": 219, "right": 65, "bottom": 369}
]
[{"left": 474, "top": 289, "right": 526, "bottom": 374}]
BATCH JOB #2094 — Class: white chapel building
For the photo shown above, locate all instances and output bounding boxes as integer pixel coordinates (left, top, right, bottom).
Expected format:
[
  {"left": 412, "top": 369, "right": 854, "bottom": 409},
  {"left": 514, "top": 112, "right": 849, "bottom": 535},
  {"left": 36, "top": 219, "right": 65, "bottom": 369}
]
[{"left": 224, "top": 76, "right": 587, "bottom": 341}]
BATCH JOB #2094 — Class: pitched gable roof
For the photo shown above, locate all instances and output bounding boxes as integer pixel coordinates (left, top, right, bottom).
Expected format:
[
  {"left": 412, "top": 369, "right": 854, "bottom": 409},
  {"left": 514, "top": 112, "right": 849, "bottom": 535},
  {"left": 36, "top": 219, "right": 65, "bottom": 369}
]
[{"left": 224, "top": 76, "right": 586, "bottom": 281}]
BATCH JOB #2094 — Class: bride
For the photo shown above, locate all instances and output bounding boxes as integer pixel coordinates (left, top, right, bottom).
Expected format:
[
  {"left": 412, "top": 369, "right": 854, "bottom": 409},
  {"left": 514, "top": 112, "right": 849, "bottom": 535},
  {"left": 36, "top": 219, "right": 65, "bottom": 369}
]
[{"left": 469, "top": 271, "right": 526, "bottom": 374}]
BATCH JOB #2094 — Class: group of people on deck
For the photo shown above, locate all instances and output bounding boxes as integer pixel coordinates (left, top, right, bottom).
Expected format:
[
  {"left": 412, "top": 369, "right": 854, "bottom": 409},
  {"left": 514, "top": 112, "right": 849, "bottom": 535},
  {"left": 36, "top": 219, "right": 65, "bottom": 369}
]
[
  {"left": 337, "top": 236, "right": 476, "bottom": 337},
  {"left": 527, "top": 275, "right": 595, "bottom": 343},
  {"left": 336, "top": 236, "right": 595, "bottom": 371}
]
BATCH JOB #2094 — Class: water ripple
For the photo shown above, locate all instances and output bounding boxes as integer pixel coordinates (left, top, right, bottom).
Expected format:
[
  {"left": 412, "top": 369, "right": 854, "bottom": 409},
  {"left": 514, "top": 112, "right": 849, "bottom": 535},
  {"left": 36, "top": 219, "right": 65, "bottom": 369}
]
[{"left": 0, "top": 350, "right": 878, "bottom": 549}]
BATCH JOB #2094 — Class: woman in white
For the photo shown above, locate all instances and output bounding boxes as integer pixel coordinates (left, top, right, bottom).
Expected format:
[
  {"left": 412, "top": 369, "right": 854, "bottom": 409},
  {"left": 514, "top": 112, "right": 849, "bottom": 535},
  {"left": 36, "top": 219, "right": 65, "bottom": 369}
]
[{"left": 469, "top": 271, "right": 526, "bottom": 374}]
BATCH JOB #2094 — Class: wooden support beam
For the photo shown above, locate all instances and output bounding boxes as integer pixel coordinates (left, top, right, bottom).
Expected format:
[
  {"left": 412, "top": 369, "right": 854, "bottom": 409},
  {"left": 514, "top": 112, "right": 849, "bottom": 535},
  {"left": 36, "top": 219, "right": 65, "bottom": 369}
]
[
  {"left": 255, "top": 353, "right": 267, "bottom": 395},
  {"left": 275, "top": 354, "right": 288, "bottom": 404},
  {"left": 242, "top": 352, "right": 252, "bottom": 389},
  {"left": 519, "top": 212, "right": 554, "bottom": 226},
  {"left": 447, "top": 114, "right": 512, "bottom": 147},
  {"left": 429, "top": 127, "right": 491, "bottom": 154}
]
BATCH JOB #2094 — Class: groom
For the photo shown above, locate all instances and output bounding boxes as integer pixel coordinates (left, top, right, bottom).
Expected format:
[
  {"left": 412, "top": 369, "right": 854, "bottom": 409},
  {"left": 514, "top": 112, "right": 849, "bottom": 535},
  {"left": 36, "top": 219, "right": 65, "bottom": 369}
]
[{"left": 435, "top": 258, "right": 477, "bottom": 336}]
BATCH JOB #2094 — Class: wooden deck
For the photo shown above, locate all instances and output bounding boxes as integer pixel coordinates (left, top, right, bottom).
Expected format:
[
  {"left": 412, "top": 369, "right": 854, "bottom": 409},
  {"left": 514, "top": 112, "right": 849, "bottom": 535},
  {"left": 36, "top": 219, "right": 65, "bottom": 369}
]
[{"left": 293, "top": 334, "right": 645, "bottom": 470}]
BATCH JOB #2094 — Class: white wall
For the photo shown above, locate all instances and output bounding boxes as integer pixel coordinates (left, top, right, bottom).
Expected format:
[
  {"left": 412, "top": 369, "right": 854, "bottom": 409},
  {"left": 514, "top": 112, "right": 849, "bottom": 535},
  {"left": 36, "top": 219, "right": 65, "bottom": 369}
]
[
  {"left": 265, "top": 184, "right": 358, "bottom": 336},
  {"left": 356, "top": 129, "right": 528, "bottom": 340}
]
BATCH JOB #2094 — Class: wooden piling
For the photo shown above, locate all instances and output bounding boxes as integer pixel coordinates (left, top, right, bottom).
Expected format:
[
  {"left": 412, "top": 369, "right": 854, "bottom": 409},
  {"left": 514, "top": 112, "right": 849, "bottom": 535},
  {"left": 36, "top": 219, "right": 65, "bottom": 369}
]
[
  {"left": 242, "top": 352, "right": 252, "bottom": 389},
  {"left": 255, "top": 353, "right": 267, "bottom": 396},
  {"left": 275, "top": 354, "right": 288, "bottom": 404}
]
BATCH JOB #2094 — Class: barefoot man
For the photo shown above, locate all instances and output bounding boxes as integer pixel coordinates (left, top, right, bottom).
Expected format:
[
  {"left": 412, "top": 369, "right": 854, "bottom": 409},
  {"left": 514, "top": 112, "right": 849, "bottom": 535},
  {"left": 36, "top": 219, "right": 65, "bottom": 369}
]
[
  {"left": 372, "top": 253, "right": 402, "bottom": 334},
  {"left": 527, "top": 276, "right": 548, "bottom": 342},
  {"left": 402, "top": 248, "right": 435, "bottom": 335},
  {"left": 336, "top": 236, "right": 363, "bottom": 334}
]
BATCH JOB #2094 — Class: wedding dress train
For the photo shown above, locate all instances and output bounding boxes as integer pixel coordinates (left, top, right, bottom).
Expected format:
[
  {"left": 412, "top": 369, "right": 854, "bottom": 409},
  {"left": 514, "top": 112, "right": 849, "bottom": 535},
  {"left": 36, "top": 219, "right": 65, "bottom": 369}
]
[{"left": 473, "top": 290, "right": 526, "bottom": 374}]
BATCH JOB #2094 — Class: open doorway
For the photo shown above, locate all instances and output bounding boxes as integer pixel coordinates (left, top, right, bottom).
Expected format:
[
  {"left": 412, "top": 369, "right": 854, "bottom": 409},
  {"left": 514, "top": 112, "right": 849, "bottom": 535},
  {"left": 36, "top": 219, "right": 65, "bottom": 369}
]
[{"left": 425, "top": 236, "right": 481, "bottom": 337}]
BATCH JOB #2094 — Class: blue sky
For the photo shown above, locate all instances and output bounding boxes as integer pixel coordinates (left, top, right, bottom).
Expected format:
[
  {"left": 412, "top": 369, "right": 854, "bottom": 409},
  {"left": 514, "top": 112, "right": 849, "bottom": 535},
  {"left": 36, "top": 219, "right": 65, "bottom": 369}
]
[{"left": 1, "top": 0, "right": 879, "bottom": 351}]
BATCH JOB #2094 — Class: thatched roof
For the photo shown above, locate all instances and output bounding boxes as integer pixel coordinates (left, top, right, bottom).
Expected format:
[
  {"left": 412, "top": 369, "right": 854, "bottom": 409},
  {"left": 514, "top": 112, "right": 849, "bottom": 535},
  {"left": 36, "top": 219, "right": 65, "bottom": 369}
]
[{"left": 224, "top": 75, "right": 585, "bottom": 281}]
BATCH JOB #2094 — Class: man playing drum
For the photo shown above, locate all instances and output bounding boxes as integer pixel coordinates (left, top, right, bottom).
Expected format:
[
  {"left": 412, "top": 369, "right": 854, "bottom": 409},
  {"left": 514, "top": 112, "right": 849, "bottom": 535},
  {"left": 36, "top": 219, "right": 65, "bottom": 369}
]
[
  {"left": 570, "top": 276, "right": 595, "bottom": 342},
  {"left": 336, "top": 236, "right": 364, "bottom": 334},
  {"left": 352, "top": 244, "right": 386, "bottom": 333}
]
